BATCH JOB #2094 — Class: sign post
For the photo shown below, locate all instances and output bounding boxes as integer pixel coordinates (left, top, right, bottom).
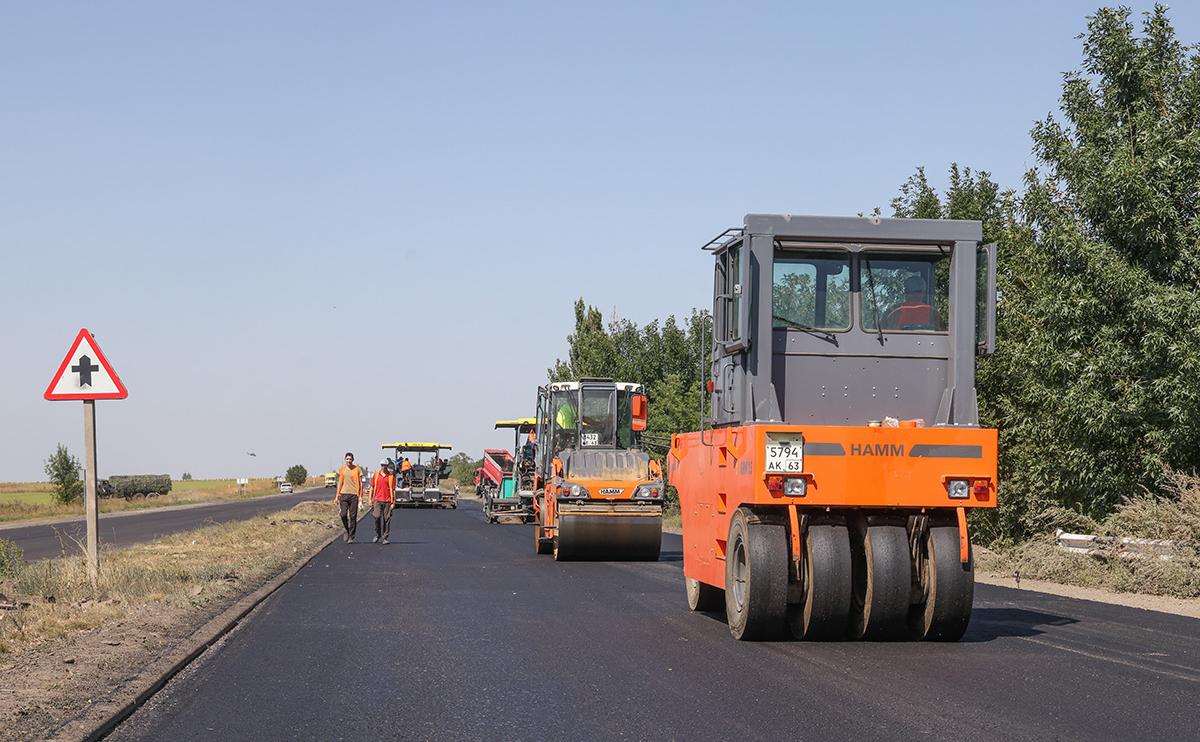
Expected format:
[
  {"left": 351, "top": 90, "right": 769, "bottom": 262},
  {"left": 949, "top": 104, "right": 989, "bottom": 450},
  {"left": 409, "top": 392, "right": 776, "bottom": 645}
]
[
  {"left": 45, "top": 328, "right": 128, "bottom": 581},
  {"left": 82, "top": 400, "right": 99, "bottom": 577}
]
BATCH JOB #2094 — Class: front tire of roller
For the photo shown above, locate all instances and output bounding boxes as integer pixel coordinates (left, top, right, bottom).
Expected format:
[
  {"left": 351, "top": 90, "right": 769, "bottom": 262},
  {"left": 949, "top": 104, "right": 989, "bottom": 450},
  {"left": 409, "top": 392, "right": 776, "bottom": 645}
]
[
  {"left": 725, "top": 508, "right": 787, "bottom": 640},
  {"left": 909, "top": 524, "right": 974, "bottom": 641},
  {"left": 847, "top": 520, "right": 911, "bottom": 640},
  {"left": 787, "top": 522, "right": 852, "bottom": 641},
  {"left": 533, "top": 499, "right": 553, "bottom": 555},
  {"left": 686, "top": 576, "right": 723, "bottom": 612}
]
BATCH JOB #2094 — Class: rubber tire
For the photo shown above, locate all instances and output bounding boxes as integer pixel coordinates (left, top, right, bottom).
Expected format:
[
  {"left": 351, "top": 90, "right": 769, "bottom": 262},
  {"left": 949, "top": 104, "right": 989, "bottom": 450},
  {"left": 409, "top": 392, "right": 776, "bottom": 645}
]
[
  {"left": 685, "top": 576, "right": 724, "bottom": 612},
  {"left": 534, "top": 499, "right": 553, "bottom": 555},
  {"left": 847, "top": 521, "right": 911, "bottom": 640},
  {"left": 788, "top": 522, "right": 852, "bottom": 641},
  {"left": 909, "top": 524, "right": 974, "bottom": 641},
  {"left": 724, "top": 509, "right": 788, "bottom": 640}
]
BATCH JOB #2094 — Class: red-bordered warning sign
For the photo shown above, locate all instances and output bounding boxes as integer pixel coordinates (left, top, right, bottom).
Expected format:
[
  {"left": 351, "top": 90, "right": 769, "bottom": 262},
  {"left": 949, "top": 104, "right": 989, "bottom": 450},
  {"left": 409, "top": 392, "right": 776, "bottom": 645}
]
[{"left": 44, "top": 328, "right": 128, "bottom": 400}]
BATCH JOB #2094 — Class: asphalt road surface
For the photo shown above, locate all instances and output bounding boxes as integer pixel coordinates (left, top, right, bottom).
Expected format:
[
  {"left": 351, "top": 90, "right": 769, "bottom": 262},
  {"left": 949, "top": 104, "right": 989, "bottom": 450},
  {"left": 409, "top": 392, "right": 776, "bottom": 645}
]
[
  {"left": 110, "top": 500, "right": 1199, "bottom": 741},
  {"left": 0, "top": 488, "right": 324, "bottom": 561}
]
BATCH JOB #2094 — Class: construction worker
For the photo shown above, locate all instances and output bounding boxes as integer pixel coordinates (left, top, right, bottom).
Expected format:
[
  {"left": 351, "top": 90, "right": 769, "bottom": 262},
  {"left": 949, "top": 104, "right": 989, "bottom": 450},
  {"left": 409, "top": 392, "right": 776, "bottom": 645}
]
[
  {"left": 555, "top": 398, "right": 578, "bottom": 450},
  {"left": 882, "top": 275, "right": 935, "bottom": 330},
  {"left": 370, "top": 459, "right": 396, "bottom": 544},
  {"left": 400, "top": 456, "right": 412, "bottom": 487},
  {"left": 334, "top": 452, "right": 364, "bottom": 543}
]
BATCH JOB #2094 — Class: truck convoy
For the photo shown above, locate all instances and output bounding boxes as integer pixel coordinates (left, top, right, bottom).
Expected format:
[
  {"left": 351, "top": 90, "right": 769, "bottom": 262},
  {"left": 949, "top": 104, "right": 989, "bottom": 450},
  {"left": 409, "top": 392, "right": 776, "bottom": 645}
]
[
  {"left": 382, "top": 442, "right": 457, "bottom": 508},
  {"left": 531, "top": 379, "right": 665, "bottom": 560},
  {"left": 482, "top": 419, "right": 537, "bottom": 523},
  {"left": 669, "top": 214, "right": 998, "bottom": 641}
]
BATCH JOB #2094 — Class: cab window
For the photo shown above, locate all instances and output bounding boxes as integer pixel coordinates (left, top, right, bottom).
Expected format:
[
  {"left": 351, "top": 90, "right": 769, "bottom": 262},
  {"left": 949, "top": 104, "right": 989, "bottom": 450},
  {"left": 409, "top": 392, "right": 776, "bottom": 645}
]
[
  {"left": 772, "top": 249, "right": 851, "bottom": 331},
  {"left": 860, "top": 251, "right": 949, "bottom": 332}
]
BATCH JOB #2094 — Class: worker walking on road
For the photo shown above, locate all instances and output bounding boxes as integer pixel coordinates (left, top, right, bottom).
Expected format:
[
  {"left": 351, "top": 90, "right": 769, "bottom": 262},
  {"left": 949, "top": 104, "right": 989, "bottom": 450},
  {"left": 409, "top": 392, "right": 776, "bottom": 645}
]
[
  {"left": 370, "top": 459, "right": 396, "bottom": 544},
  {"left": 334, "top": 452, "right": 364, "bottom": 543}
]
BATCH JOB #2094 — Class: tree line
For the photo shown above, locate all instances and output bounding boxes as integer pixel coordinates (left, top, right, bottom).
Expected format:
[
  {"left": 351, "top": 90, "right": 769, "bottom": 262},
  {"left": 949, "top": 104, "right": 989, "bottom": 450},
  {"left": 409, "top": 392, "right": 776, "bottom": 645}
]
[{"left": 548, "top": 5, "right": 1200, "bottom": 541}]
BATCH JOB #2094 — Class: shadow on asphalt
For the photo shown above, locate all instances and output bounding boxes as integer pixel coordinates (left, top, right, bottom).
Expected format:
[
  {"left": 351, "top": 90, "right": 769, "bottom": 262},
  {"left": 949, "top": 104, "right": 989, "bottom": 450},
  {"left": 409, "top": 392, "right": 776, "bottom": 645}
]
[
  {"left": 659, "top": 550, "right": 683, "bottom": 562},
  {"left": 962, "top": 607, "right": 1078, "bottom": 642},
  {"left": 690, "top": 606, "right": 1079, "bottom": 643}
]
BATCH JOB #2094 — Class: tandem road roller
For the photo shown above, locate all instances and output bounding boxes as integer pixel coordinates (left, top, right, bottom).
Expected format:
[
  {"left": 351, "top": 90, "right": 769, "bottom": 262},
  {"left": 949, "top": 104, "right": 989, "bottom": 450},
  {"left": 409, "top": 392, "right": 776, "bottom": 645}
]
[
  {"left": 669, "top": 214, "right": 998, "bottom": 641},
  {"left": 531, "top": 379, "right": 665, "bottom": 560}
]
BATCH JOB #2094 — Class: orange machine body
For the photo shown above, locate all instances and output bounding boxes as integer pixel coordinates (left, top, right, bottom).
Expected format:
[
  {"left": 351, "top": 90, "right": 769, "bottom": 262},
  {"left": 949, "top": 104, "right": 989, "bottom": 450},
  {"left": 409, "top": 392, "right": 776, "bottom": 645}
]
[
  {"left": 536, "top": 461, "right": 662, "bottom": 540},
  {"left": 670, "top": 422, "right": 997, "bottom": 590}
]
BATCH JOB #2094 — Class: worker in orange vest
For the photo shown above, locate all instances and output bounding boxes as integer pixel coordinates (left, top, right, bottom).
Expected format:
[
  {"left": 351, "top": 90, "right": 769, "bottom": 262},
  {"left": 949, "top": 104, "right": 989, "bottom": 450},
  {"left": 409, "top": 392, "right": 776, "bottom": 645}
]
[
  {"left": 334, "top": 452, "right": 364, "bottom": 543},
  {"left": 370, "top": 459, "right": 396, "bottom": 544},
  {"left": 400, "top": 457, "right": 412, "bottom": 487}
]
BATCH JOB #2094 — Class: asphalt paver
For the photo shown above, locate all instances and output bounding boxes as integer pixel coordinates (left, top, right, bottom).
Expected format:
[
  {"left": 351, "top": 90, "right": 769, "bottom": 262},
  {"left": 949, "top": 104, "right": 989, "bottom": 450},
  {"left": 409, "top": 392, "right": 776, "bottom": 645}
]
[{"left": 109, "top": 500, "right": 1200, "bottom": 741}]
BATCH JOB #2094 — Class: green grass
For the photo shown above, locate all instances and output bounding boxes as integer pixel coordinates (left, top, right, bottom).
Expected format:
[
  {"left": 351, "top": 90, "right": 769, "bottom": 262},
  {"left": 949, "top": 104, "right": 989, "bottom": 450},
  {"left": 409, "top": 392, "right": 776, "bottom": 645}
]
[{"left": 0, "top": 478, "right": 292, "bottom": 524}]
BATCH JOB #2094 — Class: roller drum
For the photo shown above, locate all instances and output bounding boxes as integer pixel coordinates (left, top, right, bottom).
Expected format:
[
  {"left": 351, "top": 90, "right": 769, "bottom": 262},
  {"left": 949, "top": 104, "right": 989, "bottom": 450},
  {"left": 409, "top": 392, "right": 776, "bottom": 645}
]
[{"left": 555, "top": 510, "right": 662, "bottom": 561}]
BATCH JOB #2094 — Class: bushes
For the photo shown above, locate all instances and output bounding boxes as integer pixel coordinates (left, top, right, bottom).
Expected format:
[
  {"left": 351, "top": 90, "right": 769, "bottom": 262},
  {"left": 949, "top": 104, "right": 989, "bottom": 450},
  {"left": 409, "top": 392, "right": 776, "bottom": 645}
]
[
  {"left": 0, "top": 539, "right": 22, "bottom": 579},
  {"left": 43, "top": 444, "right": 83, "bottom": 505},
  {"left": 285, "top": 465, "right": 307, "bottom": 487}
]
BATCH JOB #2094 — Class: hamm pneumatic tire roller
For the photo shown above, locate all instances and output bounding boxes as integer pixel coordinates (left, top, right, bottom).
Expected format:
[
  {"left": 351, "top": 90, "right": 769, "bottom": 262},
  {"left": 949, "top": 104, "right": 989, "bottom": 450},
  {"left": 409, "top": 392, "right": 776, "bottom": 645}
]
[
  {"left": 671, "top": 214, "right": 999, "bottom": 641},
  {"left": 529, "top": 379, "right": 666, "bottom": 562}
]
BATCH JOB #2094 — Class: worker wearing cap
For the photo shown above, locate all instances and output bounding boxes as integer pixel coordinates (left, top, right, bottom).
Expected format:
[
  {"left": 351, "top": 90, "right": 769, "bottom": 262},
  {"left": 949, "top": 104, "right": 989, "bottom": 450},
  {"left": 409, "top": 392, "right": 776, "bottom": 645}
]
[
  {"left": 334, "top": 452, "right": 364, "bottom": 543},
  {"left": 370, "top": 459, "right": 396, "bottom": 544}
]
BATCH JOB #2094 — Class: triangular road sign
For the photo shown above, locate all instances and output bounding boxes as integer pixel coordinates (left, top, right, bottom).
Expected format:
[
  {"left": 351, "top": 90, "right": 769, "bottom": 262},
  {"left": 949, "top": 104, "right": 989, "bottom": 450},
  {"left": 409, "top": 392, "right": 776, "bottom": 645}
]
[{"left": 44, "top": 328, "right": 128, "bottom": 400}]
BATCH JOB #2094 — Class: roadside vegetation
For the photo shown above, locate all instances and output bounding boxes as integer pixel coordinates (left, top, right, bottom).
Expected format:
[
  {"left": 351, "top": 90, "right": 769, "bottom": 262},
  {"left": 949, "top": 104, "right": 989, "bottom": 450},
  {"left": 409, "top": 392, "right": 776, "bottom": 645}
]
[
  {"left": 554, "top": 5, "right": 1200, "bottom": 599},
  {"left": 0, "top": 502, "right": 334, "bottom": 655},
  {"left": 0, "top": 478, "right": 285, "bottom": 524}
]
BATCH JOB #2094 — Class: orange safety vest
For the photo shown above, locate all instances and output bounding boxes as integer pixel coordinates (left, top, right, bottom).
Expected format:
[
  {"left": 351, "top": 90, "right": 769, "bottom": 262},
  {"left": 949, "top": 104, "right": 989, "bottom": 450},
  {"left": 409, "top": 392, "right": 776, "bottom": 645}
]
[
  {"left": 371, "top": 471, "right": 395, "bottom": 503},
  {"left": 401, "top": 460, "right": 412, "bottom": 472},
  {"left": 337, "top": 465, "right": 363, "bottom": 496}
]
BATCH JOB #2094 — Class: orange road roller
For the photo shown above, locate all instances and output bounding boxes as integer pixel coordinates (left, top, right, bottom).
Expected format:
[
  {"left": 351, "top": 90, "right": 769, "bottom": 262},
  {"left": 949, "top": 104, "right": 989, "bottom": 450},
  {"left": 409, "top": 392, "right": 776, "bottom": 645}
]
[{"left": 670, "top": 214, "right": 998, "bottom": 641}]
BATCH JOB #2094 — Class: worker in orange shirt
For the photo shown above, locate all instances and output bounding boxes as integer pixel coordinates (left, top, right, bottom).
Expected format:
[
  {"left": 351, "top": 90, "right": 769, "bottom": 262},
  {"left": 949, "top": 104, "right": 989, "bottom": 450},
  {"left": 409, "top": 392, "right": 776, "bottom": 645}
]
[
  {"left": 370, "top": 459, "right": 396, "bottom": 544},
  {"left": 334, "top": 452, "right": 364, "bottom": 543},
  {"left": 400, "top": 456, "right": 413, "bottom": 487}
]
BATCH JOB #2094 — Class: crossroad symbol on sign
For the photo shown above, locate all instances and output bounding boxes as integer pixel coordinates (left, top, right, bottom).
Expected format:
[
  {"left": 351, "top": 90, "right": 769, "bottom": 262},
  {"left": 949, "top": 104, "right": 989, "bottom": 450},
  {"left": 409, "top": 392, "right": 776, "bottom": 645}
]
[{"left": 44, "top": 329, "right": 128, "bottom": 400}]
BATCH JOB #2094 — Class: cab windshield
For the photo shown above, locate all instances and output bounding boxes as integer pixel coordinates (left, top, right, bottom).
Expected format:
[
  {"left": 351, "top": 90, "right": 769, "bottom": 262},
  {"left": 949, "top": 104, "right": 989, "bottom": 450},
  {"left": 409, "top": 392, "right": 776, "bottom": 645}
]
[
  {"left": 579, "top": 388, "right": 616, "bottom": 448},
  {"left": 861, "top": 251, "right": 950, "bottom": 332}
]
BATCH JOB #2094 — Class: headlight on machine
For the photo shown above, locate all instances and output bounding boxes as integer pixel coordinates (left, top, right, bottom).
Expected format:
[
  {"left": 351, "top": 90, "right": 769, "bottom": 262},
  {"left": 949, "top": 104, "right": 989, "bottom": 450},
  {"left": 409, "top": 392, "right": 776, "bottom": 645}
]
[
  {"left": 561, "top": 483, "right": 589, "bottom": 499},
  {"left": 634, "top": 482, "right": 663, "bottom": 499},
  {"left": 784, "top": 478, "right": 807, "bottom": 497},
  {"left": 947, "top": 479, "right": 970, "bottom": 499}
]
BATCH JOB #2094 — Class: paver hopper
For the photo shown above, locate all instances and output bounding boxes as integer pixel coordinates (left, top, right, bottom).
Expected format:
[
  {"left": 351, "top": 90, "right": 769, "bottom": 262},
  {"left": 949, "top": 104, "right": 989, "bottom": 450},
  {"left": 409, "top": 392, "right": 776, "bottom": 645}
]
[
  {"left": 483, "top": 419, "right": 537, "bottom": 523},
  {"left": 383, "top": 442, "right": 457, "bottom": 508}
]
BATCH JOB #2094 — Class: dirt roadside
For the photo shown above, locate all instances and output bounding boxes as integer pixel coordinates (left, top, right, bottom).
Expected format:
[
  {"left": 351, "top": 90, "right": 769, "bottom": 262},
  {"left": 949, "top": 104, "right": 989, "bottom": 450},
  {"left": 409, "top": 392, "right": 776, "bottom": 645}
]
[{"left": 0, "top": 502, "right": 342, "bottom": 742}]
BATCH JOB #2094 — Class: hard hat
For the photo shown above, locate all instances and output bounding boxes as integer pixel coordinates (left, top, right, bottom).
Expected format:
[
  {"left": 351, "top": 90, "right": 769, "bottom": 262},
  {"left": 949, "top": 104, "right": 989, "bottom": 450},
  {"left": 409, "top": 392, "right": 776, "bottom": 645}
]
[{"left": 380, "top": 458, "right": 392, "bottom": 467}]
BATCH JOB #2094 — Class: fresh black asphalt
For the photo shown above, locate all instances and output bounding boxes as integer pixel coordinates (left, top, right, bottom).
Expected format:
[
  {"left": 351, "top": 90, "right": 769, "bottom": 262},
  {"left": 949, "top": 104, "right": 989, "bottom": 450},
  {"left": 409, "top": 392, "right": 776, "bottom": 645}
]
[
  {"left": 109, "top": 500, "right": 1199, "bottom": 741},
  {"left": 0, "top": 488, "right": 325, "bottom": 561}
]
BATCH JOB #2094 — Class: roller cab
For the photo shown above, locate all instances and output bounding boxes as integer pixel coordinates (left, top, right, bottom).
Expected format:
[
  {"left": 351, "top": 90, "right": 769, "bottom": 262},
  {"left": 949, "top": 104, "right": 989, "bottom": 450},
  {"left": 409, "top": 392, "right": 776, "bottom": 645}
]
[
  {"left": 672, "top": 214, "right": 999, "bottom": 641},
  {"left": 531, "top": 379, "right": 664, "bottom": 560}
]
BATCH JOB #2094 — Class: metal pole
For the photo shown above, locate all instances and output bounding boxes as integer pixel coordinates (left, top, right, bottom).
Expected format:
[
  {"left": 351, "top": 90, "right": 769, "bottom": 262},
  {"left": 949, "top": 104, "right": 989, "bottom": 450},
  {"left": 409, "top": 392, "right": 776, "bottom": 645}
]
[{"left": 82, "top": 399, "right": 99, "bottom": 580}]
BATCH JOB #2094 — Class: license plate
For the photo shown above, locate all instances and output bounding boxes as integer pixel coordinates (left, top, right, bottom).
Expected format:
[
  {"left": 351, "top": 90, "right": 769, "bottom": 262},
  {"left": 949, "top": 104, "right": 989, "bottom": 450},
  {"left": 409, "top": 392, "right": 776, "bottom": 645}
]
[
  {"left": 765, "top": 434, "right": 804, "bottom": 473},
  {"left": 581, "top": 432, "right": 599, "bottom": 446}
]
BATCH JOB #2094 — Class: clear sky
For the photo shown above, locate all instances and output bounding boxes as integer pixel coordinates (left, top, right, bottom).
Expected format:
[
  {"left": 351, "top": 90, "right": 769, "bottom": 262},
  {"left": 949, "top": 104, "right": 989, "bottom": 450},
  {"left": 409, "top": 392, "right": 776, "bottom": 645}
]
[{"left": 2, "top": 1, "right": 1196, "bottom": 481}]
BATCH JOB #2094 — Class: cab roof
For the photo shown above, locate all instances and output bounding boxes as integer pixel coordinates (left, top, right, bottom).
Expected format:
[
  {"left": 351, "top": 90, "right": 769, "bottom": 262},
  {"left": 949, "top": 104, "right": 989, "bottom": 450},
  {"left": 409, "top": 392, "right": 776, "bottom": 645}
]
[
  {"left": 494, "top": 418, "right": 536, "bottom": 432},
  {"left": 544, "top": 381, "right": 643, "bottom": 393},
  {"left": 380, "top": 442, "right": 452, "bottom": 452}
]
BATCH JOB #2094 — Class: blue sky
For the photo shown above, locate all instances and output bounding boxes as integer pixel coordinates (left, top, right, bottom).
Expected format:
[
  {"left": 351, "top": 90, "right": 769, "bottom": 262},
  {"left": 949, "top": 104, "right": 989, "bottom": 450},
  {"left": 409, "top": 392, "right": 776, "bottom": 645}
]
[{"left": 2, "top": 1, "right": 1196, "bottom": 481}]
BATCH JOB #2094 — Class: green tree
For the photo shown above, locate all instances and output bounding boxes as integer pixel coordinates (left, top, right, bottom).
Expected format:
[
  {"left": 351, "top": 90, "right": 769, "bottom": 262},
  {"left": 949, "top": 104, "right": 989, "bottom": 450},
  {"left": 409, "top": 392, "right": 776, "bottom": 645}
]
[
  {"left": 181, "top": 472, "right": 193, "bottom": 481},
  {"left": 44, "top": 444, "right": 83, "bottom": 505},
  {"left": 285, "top": 465, "right": 308, "bottom": 487},
  {"left": 447, "top": 452, "right": 482, "bottom": 485},
  {"left": 891, "top": 5, "right": 1200, "bottom": 540}
]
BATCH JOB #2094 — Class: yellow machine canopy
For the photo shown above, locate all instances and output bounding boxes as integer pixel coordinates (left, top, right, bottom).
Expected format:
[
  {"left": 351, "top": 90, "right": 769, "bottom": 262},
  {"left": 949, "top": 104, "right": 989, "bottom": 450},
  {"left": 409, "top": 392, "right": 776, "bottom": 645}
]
[
  {"left": 494, "top": 418, "right": 536, "bottom": 433},
  {"left": 381, "top": 442, "right": 453, "bottom": 452}
]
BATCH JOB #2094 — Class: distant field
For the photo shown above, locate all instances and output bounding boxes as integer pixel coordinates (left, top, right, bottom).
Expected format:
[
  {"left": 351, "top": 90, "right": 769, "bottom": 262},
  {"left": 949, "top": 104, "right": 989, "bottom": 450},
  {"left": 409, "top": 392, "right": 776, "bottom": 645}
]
[{"left": 0, "top": 478, "right": 309, "bottom": 524}]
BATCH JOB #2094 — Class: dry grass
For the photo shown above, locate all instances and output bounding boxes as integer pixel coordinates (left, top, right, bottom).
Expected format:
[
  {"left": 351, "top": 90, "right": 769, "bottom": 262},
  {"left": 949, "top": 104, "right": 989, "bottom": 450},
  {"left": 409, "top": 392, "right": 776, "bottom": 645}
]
[
  {"left": 0, "top": 478, "right": 287, "bottom": 524},
  {"left": 0, "top": 501, "right": 335, "bottom": 654},
  {"left": 980, "top": 471, "right": 1200, "bottom": 598}
]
